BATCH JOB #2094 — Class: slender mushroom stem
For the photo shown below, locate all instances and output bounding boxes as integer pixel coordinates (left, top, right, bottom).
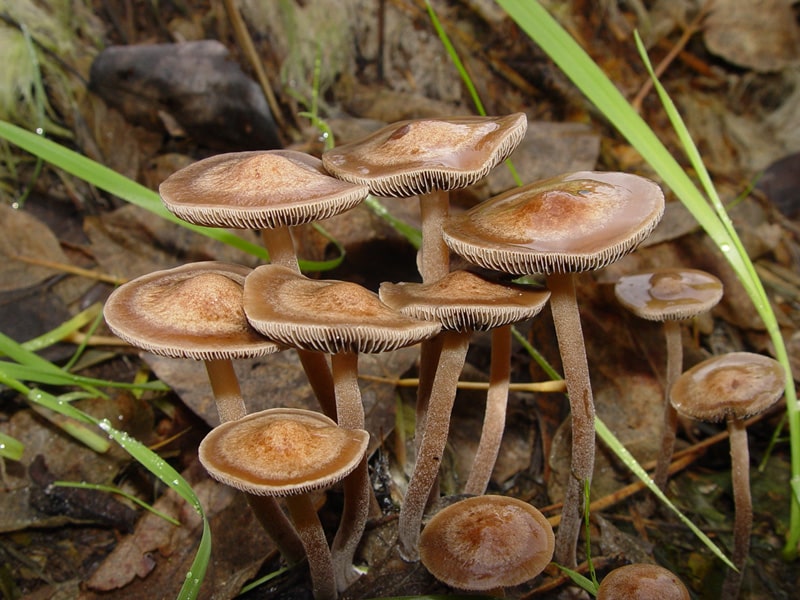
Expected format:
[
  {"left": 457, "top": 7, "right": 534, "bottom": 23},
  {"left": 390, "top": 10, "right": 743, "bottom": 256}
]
[
  {"left": 284, "top": 494, "right": 337, "bottom": 600},
  {"left": 329, "top": 351, "right": 372, "bottom": 592},
  {"left": 464, "top": 324, "right": 512, "bottom": 495},
  {"left": 246, "top": 495, "right": 307, "bottom": 565},
  {"left": 547, "top": 272, "right": 596, "bottom": 569},
  {"left": 204, "top": 358, "right": 247, "bottom": 423},
  {"left": 418, "top": 189, "right": 451, "bottom": 283},
  {"left": 653, "top": 320, "right": 683, "bottom": 492},
  {"left": 260, "top": 227, "right": 301, "bottom": 272},
  {"left": 399, "top": 329, "right": 471, "bottom": 561},
  {"left": 722, "top": 416, "right": 752, "bottom": 599}
]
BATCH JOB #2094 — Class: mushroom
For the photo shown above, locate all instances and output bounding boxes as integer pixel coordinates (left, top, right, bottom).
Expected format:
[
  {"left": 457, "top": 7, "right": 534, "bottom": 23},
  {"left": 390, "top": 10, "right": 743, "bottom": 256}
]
[
  {"left": 159, "top": 150, "right": 370, "bottom": 419},
  {"left": 380, "top": 269, "right": 550, "bottom": 558},
  {"left": 442, "top": 171, "right": 665, "bottom": 567},
  {"left": 103, "top": 261, "right": 305, "bottom": 564},
  {"left": 321, "top": 113, "right": 528, "bottom": 283},
  {"left": 670, "top": 352, "right": 785, "bottom": 599},
  {"left": 596, "top": 563, "right": 690, "bottom": 599},
  {"left": 198, "top": 407, "right": 369, "bottom": 600},
  {"left": 418, "top": 494, "right": 554, "bottom": 593},
  {"left": 614, "top": 268, "right": 723, "bottom": 492},
  {"left": 243, "top": 264, "right": 441, "bottom": 590}
]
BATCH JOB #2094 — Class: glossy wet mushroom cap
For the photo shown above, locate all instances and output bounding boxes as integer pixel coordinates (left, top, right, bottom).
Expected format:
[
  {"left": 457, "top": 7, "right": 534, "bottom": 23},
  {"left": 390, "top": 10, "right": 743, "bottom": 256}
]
[
  {"left": 243, "top": 264, "right": 441, "bottom": 354},
  {"left": 379, "top": 269, "right": 550, "bottom": 331},
  {"left": 103, "top": 261, "right": 281, "bottom": 360},
  {"left": 670, "top": 352, "right": 785, "bottom": 422},
  {"left": 199, "top": 407, "right": 369, "bottom": 495},
  {"left": 442, "top": 170, "right": 665, "bottom": 275},
  {"left": 596, "top": 564, "right": 690, "bottom": 600},
  {"left": 614, "top": 268, "right": 723, "bottom": 321},
  {"left": 321, "top": 114, "right": 528, "bottom": 197},
  {"left": 419, "top": 495, "right": 554, "bottom": 591},
  {"left": 159, "top": 150, "right": 369, "bottom": 229}
]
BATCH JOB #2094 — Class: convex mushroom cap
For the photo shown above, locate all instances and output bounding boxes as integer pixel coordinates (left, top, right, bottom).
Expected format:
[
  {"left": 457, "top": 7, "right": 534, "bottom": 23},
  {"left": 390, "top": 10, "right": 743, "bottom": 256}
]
[
  {"left": 442, "top": 170, "right": 665, "bottom": 275},
  {"left": 670, "top": 352, "right": 785, "bottom": 422},
  {"left": 614, "top": 268, "right": 723, "bottom": 321},
  {"left": 243, "top": 264, "right": 441, "bottom": 354},
  {"left": 321, "top": 113, "right": 528, "bottom": 197},
  {"left": 198, "top": 407, "right": 369, "bottom": 495},
  {"left": 159, "top": 150, "right": 369, "bottom": 229},
  {"left": 596, "top": 564, "right": 690, "bottom": 600},
  {"left": 379, "top": 269, "right": 550, "bottom": 331},
  {"left": 419, "top": 495, "right": 554, "bottom": 591},
  {"left": 103, "top": 261, "right": 281, "bottom": 360}
]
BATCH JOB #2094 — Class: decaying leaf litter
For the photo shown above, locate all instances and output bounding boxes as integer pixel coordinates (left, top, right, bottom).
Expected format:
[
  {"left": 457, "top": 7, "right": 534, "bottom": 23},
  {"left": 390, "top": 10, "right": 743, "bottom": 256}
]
[{"left": 1, "top": 0, "right": 799, "bottom": 598}]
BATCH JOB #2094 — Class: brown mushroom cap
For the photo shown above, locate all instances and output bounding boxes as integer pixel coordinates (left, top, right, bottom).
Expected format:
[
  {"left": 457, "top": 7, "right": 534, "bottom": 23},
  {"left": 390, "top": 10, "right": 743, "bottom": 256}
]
[
  {"left": 321, "top": 114, "right": 528, "bottom": 197},
  {"left": 442, "top": 171, "right": 665, "bottom": 275},
  {"left": 614, "top": 268, "right": 723, "bottom": 321},
  {"left": 243, "top": 264, "right": 441, "bottom": 354},
  {"left": 103, "top": 262, "right": 281, "bottom": 360},
  {"left": 419, "top": 495, "right": 554, "bottom": 591},
  {"left": 159, "top": 150, "right": 369, "bottom": 229},
  {"left": 198, "top": 407, "right": 369, "bottom": 495},
  {"left": 596, "top": 564, "right": 690, "bottom": 600},
  {"left": 670, "top": 352, "right": 785, "bottom": 422},
  {"left": 379, "top": 270, "right": 550, "bottom": 331}
]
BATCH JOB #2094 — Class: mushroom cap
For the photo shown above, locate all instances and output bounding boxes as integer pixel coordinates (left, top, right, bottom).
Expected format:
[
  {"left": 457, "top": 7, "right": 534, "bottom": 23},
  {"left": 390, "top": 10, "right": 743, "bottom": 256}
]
[
  {"left": 419, "top": 495, "right": 554, "bottom": 591},
  {"left": 442, "top": 171, "right": 665, "bottom": 275},
  {"left": 243, "top": 264, "right": 441, "bottom": 354},
  {"left": 596, "top": 564, "right": 690, "bottom": 600},
  {"left": 159, "top": 150, "right": 369, "bottom": 229},
  {"left": 103, "top": 262, "right": 281, "bottom": 360},
  {"left": 614, "top": 268, "right": 723, "bottom": 321},
  {"left": 321, "top": 113, "right": 528, "bottom": 197},
  {"left": 198, "top": 407, "right": 369, "bottom": 496},
  {"left": 670, "top": 352, "right": 785, "bottom": 422},
  {"left": 379, "top": 269, "right": 550, "bottom": 332}
]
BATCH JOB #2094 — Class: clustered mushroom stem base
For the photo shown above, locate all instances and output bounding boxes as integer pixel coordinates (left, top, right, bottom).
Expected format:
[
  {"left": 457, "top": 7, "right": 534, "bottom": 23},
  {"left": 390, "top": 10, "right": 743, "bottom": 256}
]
[
  {"left": 398, "top": 330, "right": 471, "bottom": 561},
  {"left": 547, "top": 271, "right": 596, "bottom": 569},
  {"left": 464, "top": 324, "right": 512, "bottom": 495},
  {"left": 285, "top": 494, "right": 337, "bottom": 600},
  {"left": 722, "top": 417, "right": 753, "bottom": 599},
  {"left": 204, "top": 358, "right": 246, "bottom": 424},
  {"left": 653, "top": 320, "right": 683, "bottom": 492}
]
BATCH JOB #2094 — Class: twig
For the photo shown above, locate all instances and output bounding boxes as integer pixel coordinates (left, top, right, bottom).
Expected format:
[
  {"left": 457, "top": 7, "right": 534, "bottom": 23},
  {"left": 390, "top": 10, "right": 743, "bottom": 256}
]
[
  {"left": 9, "top": 254, "right": 126, "bottom": 285},
  {"left": 358, "top": 373, "right": 567, "bottom": 393}
]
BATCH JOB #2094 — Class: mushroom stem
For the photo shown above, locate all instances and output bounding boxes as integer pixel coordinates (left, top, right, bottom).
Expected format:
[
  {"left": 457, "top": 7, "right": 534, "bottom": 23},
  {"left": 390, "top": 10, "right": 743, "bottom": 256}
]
[
  {"left": 298, "top": 351, "right": 338, "bottom": 420},
  {"left": 398, "top": 329, "right": 471, "bottom": 561},
  {"left": 329, "top": 351, "right": 372, "bottom": 592},
  {"left": 653, "top": 320, "right": 683, "bottom": 492},
  {"left": 204, "top": 358, "right": 247, "bottom": 423},
  {"left": 547, "top": 271, "right": 596, "bottom": 569},
  {"left": 418, "top": 189, "right": 451, "bottom": 283},
  {"left": 284, "top": 494, "right": 337, "bottom": 600},
  {"left": 260, "top": 227, "right": 300, "bottom": 272},
  {"left": 722, "top": 416, "right": 752, "bottom": 599},
  {"left": 464, "top": 324, "right": 512, "bottom": 495},
  {"left": 245, "top": 495, "right": 307, "bottom": 565}
]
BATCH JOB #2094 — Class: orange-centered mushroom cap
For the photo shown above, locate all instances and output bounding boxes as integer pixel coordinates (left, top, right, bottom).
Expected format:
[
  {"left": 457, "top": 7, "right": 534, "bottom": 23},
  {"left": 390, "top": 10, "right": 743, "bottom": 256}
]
[
  {"left": 321, "top": 114, "right": 528, "bottom": 197},
  {"left": 614, "top": 268, "right": 723, "bottom": 321},
  {"left": 159, "top": 150, "right": 369, "bottom": 229},
  {"left": 103, "top": 262, "right": 281, "bottom": 360},
  {"left": 442, "top": 171, "right": 664, "bottom": 275},
  {"left": 597, "top": 564, "right": 690, "bottom": 600}
]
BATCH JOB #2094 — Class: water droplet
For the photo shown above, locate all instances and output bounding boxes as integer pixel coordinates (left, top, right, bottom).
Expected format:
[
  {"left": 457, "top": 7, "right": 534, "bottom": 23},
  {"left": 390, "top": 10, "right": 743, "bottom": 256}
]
[
  {"left": 720, "top": 243, "right": 731, "bottom": 253},
  {"left": 35, "top": 127, "right": 44, "bottom": 135}
]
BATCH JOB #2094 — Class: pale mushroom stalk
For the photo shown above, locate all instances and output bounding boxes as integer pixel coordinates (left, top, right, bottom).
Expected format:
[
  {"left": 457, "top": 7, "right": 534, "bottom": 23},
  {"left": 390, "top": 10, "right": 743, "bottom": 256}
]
[
  {"left": 723, "top": 416, "right": 752, "bottom": 599},
  {"left": 204, "top": 359, "right": 247, "bottom": 423},
  {"left": 284, "top": 494, "right": 337, "bottom": 600},
  {"left": 399, "top": 330, "right": 471, "bottom": 561},
  {"left": 260, "top": 227, "right": 300, "bottom": 272},
  {"left": 418, "top": 189, "right": 451, "bottom": 283},
  {"left": 464, "top": 323, "right": 512, "bottom": 495},
  {"left": 548, "top": 271, "right": 595, "bottom": 568},
  {"left": 653, "top": 320, "right": 683, "bottom": 491}
]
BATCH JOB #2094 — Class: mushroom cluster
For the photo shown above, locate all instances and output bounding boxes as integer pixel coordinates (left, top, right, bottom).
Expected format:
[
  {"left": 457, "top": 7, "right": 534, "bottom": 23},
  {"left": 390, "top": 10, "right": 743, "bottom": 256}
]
[{"left": 101, "top": 112, "right": 704, "bottom": 597}]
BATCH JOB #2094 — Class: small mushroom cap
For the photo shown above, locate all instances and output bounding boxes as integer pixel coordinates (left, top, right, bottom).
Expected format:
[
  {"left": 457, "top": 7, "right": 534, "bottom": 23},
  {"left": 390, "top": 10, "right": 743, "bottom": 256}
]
[
  {"left": 243, "top": 265, "right": 441, "bottom": 354},
  {"left": 419, "top": 495, "right": 554, "bottom": 591},
  {"left": 670, "top": 352, "right": 785, "bottom": 422},
  {"left": 321, "top": 113, "right": 528, "bottom": 197},
  {"left": 614, "top": 268, "right": 723, "bottom": 321},
  {"left": 198, "top": 407, "right": 369, "bottom": 496},
  {"left": 596, "top": 564, "right": 690, "bottom": 600},
  {"left": 159, "top": 150, "right": 369, "bottom": 229},
  {"left": 379, "top": 270, "right": 550, "bottom": 331},
  {"left": 103, "top": 262, "right": 281, "bottom": 360},
  {"left": 442, "top": 171, "right": 665, "bottom": 275}
]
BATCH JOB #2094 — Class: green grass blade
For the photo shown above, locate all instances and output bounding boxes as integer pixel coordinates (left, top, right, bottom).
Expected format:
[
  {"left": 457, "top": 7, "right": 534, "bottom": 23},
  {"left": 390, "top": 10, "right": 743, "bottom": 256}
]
[
  {"left": 0, "top": 431, "right": 24, "bottom": 461},
  {"left": 20, "top": 303, "right": 102, "bottom": 353}
]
